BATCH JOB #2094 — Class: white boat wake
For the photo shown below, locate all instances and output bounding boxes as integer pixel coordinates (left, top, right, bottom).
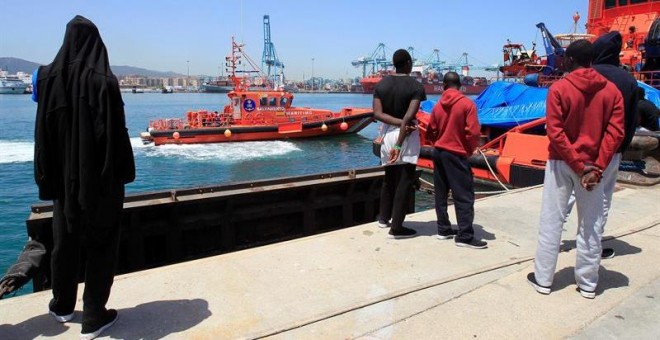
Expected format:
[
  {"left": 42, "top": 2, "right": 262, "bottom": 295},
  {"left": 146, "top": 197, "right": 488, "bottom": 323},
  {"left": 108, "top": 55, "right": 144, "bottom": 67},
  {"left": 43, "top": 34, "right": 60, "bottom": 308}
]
[
  {"left": 130, "top": 137, "right": 301, "bottom": 162},
  {"left": 0, "top": 139, "right": 301, "bottom": 165},
  {"left": 0, "top": 141, "right": 34, "bottom": 164}
]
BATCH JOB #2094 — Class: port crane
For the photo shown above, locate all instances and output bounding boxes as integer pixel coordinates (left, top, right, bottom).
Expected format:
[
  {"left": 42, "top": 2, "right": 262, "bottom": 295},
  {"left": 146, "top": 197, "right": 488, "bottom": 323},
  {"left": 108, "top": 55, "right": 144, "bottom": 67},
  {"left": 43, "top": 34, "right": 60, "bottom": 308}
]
[
  {"left": 407, "top": 46, "right": 417, "bottom": 64},
  {"left": 422, "top": 49, "right": 446, "bottom": 71},
  {"left": 262, "top": 15, "right": 284, "bottom": 87},
  {"left": 498, "top": 21, "right": 566, "bottom": 80},
  {"left": 536, "top": 22, "right": 566, "bottom": 75},
  {"left": 351, "top": 43, "right": 390, "bottom": 77}
]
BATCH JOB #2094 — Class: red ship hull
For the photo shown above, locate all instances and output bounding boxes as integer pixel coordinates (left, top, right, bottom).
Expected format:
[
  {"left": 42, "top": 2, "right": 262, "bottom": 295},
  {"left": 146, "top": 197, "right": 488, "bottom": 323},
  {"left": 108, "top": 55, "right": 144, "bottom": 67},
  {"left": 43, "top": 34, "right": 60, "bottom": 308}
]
[{"left": 360, "top": 76, "right": 487, "bottom": 95}]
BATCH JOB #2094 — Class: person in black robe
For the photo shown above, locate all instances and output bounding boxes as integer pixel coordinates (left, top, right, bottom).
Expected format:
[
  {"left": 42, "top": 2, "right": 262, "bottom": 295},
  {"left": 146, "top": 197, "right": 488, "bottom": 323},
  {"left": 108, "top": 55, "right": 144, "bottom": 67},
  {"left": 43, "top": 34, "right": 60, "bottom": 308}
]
[
  {"left": 33, "top": 15, "right": 135, "bottom": 339},
  {"left": 636, "top": 87, "right": 659, "bottom": 131}
]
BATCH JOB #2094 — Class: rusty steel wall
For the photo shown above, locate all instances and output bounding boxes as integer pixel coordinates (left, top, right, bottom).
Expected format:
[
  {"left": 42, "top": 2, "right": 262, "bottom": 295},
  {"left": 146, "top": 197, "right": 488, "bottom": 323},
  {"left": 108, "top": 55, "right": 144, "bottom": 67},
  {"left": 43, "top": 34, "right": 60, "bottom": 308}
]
[{"left": 26, "top": 167, "right": 417, "bottom": 292}]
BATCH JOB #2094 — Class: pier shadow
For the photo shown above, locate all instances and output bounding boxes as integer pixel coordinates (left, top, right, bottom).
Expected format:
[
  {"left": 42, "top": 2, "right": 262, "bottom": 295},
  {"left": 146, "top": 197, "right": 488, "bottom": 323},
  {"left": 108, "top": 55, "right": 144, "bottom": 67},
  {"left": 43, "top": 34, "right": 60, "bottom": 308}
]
[
  {"left": 474, "top": 224, "right": 497, "bottom": 241},
  {"left": 0, "top": 313, "right": 70, "bottom": 339},
  {"left": 551, "top": 266, "right": 629, "bottom": 297},
  {"left": 560, "top": 238, "right": 642, "bottom": 257},
  {"left": 110, "top": 298, "right": 211, "bottom": 339},
  {"left": 0, "top": 298, "right": 211, "bottom": 340},
  {"left": 403, "top": 220, "right": 436, "bottom": 237},
  {"left": 404, "top": 221, "right": 497, "bottom": 240}
]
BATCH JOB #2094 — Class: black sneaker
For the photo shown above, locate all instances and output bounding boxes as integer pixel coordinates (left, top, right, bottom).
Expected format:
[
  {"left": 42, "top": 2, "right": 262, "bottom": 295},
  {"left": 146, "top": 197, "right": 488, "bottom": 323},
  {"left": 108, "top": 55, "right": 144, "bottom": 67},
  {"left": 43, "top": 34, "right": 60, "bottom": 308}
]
[
  {"left": 455, "top": 239, "right": 488, "bottom": 249},
  {"left": 81, "top": 309, "right": 118, "bottom": 340},
  {"left": 601, "top": 248, "right": 615, "bottom": 259},
  {"left": 437, "top": 228, "right": 457, "bottom": 240},
  {"left": 527, "top": 272, "right": 551, "bottom": 295},
  {"left": 577, "top": 287, "right": 596, "bottom": 299},
  {"left": 388, "top": 226, "right": 417, "bottom": 239}
]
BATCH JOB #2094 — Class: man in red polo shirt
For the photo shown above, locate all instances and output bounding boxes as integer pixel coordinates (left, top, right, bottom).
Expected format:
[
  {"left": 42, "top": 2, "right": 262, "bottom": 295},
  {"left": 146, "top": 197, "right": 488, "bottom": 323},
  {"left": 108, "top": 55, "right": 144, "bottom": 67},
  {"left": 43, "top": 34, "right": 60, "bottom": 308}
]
[{"left": 527, "top": 39, "right": 624, "bottom": 299}]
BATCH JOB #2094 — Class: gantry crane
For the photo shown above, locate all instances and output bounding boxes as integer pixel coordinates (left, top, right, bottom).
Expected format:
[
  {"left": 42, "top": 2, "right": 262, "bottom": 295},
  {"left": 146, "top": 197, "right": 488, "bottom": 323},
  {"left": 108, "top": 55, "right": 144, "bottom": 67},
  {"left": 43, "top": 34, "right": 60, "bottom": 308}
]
[
  {"left": 351, "top": 43, "right": 390, "bottom": 77},
  {"left": 422, "top": 49, "right": 446, "bottom": 71},
  {"left": 262, "top": 15, "right": 284, "bottom": 87}
]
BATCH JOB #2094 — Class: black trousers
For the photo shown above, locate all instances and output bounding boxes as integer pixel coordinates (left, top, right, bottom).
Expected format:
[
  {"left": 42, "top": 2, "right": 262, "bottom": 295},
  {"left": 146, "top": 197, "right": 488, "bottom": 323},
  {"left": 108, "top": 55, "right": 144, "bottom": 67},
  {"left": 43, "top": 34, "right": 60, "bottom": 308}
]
[
  {"left": 432, "top": 149, "right": 475, "bottom": 242},
  {"left": 379, "top": 163, "right": 417, "bottom": 230},
  {"left": 49, "top": 185, "right": 124, "bottom": 326}
]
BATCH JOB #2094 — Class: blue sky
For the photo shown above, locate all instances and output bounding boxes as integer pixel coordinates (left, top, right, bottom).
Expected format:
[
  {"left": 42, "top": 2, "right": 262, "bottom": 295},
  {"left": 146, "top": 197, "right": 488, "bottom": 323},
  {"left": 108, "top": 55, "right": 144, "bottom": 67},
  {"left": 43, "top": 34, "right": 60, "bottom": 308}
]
[{"left": 2, "top": 1, "right": 587, "bottom": 80}]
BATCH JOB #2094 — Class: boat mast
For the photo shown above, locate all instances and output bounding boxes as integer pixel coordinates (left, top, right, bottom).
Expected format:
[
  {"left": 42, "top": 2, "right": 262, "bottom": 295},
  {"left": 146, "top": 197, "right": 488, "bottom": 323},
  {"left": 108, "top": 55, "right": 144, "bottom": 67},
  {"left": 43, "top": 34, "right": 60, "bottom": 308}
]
[
  {"left": 226, "top": 37, "right": 243, "bottom": 91},
  {"left": 226, "top": 36, "right": 270, "bottom": 91}
]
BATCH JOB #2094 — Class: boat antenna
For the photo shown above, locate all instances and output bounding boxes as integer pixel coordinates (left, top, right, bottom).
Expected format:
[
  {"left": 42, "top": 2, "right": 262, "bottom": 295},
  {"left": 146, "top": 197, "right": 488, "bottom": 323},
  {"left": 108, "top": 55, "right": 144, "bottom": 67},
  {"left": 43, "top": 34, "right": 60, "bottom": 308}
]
[
  {"left": 240, "top": 0, "right": 244, "bottom": 44},
  {"left": 241, "top": 0, "right": 247, "bottom": 78}
]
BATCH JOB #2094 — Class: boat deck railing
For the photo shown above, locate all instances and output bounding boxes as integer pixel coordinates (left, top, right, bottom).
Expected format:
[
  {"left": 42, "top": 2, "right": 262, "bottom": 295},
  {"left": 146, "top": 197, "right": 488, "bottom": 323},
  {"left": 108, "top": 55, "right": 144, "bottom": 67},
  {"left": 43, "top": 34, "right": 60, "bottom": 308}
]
[{"left": 633, "top": 70, "right": 660, "bottom": 89}]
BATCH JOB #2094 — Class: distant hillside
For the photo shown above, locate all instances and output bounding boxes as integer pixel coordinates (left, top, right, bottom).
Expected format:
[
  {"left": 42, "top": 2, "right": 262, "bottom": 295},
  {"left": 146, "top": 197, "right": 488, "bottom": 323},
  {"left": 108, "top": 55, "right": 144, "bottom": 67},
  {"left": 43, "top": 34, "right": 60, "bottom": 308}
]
[
  {"left": 111, "top": 65, "right": 183, "bottom": 77},
  {"left": 0, "top": 57, "right": 41, "bottom": 73},
  {"left": 0, "top": 57, "right": 184, "bottom": 77}
]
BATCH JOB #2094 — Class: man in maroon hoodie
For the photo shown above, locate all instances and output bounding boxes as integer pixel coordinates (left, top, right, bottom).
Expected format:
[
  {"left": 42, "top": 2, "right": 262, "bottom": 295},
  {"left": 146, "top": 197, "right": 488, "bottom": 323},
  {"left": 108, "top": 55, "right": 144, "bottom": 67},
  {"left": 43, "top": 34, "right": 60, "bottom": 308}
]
[
  {"left": 427, "top": 72, "right": 487, "bottom": 249},
  {"left": 527, "top": 40, "right": 624, "bottom": 299}
]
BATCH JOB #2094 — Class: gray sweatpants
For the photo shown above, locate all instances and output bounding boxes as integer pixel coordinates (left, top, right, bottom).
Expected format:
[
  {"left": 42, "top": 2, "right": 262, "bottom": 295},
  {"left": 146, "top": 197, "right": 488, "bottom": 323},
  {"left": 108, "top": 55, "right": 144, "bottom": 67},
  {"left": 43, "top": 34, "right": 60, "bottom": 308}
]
[
  {"left": 566, "top": 153, "right": 621, "bottom": 225},
  {"left": 534, "top": 160, "right": 606, "bottom": 292}
]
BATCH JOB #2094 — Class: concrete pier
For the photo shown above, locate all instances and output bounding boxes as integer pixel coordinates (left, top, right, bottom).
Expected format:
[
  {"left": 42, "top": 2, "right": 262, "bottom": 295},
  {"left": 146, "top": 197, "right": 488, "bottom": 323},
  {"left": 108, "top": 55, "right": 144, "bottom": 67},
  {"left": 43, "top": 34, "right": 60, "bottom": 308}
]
[{"left": 0, "top": 184, "right": 658, "bottom": 339}]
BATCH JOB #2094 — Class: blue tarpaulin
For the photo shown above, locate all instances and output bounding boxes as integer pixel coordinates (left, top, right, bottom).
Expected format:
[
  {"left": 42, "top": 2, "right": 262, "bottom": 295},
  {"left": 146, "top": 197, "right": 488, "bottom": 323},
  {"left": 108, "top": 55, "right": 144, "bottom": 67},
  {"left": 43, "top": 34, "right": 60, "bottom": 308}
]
[
  {"left": 472, "top": 81, "right": 548, "bottom": 127},
  {"left": 420, "top": 80, "right": 660, "bottom": 128}
]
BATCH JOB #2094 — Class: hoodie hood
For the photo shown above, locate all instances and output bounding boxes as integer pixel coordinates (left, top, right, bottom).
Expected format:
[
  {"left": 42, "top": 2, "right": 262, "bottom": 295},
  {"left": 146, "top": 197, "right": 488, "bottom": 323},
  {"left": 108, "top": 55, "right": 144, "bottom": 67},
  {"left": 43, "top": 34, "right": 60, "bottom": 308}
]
[
  {"left": 440, "top": 88, "right": 465, "bottom": 106},
  {"left": 593, "top": 31, "right": 622, "bottom": 66},
  {"left": 565, "top": 68, "right": 608, "bottom": 94}
]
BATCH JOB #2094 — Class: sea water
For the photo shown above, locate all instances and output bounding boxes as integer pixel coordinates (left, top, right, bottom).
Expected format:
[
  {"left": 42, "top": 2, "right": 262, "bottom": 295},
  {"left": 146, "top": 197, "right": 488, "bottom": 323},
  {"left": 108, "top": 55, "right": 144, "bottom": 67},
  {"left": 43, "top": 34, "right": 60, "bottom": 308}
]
[{"left": 0, "top": 92, "right": 442, "bottom": 291}]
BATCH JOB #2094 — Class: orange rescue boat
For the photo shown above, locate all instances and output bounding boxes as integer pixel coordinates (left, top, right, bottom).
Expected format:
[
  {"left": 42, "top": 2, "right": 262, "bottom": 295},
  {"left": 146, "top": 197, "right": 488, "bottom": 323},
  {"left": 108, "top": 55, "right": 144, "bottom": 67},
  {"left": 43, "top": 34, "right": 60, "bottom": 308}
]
[{"left": 141, "top": 37, "right": 373, "bottom": 146}]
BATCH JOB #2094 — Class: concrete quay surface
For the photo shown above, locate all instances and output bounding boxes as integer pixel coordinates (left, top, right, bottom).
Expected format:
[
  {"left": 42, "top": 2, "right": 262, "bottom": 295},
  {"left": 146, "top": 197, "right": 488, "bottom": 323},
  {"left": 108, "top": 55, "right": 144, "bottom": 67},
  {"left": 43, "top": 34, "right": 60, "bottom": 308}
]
[{"left": 0, "top": 184, "right": 658, "bottom": 339}]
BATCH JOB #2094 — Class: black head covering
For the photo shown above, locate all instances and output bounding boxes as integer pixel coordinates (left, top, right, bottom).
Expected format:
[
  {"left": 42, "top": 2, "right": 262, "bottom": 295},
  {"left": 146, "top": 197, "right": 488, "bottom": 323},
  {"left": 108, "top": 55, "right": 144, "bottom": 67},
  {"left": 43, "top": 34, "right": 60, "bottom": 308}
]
[
  {"left": 34, "top": 15, "right": 135, "bottom": 221},
  {"left": 592, "top": 30, "right": 639, "bottom": 153},
  {"left": 592, "top": 31, "right": 622, "bottom": 66}
]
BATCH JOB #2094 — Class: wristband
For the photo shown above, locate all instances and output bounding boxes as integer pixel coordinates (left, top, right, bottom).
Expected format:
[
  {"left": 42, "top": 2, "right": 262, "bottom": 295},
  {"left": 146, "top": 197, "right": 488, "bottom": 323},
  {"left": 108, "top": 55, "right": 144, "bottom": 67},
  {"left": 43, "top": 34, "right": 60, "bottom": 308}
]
[{"left": 393, "top": 145, "right": 401, "bottom": 150}]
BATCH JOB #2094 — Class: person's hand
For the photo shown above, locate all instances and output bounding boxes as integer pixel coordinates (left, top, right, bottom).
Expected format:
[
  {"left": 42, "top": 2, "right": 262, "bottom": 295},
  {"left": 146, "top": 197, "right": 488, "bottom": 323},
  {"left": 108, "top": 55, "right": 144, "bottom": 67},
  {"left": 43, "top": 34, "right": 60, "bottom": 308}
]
[
  {"left": 581, "top": 172, "right": 600, "bottom": 191},
  {"left": 388, "top": 148, "right": 401, "bottom": 164},
  {"left": 404, "top": 124, "right": 417, "bottom": 135},
  {"left": 581, "top": 165, "right": 602, "bottom": 191}
]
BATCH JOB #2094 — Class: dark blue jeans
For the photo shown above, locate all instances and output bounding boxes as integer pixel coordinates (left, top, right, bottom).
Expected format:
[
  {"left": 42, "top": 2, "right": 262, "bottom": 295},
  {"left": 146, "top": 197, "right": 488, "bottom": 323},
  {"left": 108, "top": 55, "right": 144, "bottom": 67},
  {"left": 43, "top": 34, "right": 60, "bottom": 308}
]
[{"left": 432, "top": 149, "right": 475, "bottom": 242}]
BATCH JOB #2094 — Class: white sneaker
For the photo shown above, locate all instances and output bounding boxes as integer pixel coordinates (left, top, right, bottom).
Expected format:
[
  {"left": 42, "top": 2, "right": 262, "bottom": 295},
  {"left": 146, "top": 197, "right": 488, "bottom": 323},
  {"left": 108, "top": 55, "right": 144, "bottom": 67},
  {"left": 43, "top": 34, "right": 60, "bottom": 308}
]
[
  {"left": 49, "top": 310, "right": 74, "bottom": 323},
  {"left": 578, "top": 287, "right": 596, "bottom": 299},
  {"left": 377, "top": 221, "right": 389, "bottom": 228}
]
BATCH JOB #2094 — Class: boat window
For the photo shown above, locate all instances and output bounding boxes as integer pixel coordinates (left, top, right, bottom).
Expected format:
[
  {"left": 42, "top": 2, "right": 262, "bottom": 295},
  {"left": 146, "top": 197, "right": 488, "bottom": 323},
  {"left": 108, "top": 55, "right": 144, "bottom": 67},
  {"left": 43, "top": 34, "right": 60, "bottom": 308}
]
[
  {"left": 260, "top": 97, "right": 268, "bottom": 106},
  {"left": 605, "top": 0, "right": 617, "bottom": 7},
  {"left": 280, "top": 97, "right": 288, "bottom": 107},
  {"left": 618, "top": 0, "right": 628, "bottom": 5},
  {"left": 630, "top": 0, "right": 647, "bottom": 3},
  {"left": 269, "top": 97, "right": 277, "bottom": 106}
]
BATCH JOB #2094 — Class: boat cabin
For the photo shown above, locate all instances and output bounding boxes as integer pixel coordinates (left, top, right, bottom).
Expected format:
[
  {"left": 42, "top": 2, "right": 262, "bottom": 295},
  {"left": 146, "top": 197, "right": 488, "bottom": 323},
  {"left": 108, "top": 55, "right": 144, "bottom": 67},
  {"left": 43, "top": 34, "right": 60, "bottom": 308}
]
[
  {"left": 588, "top": 0, "right": 659, "bottom": 71},
  {"left": 224, "top": 90, "right": 294, "bottom": 122}
]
